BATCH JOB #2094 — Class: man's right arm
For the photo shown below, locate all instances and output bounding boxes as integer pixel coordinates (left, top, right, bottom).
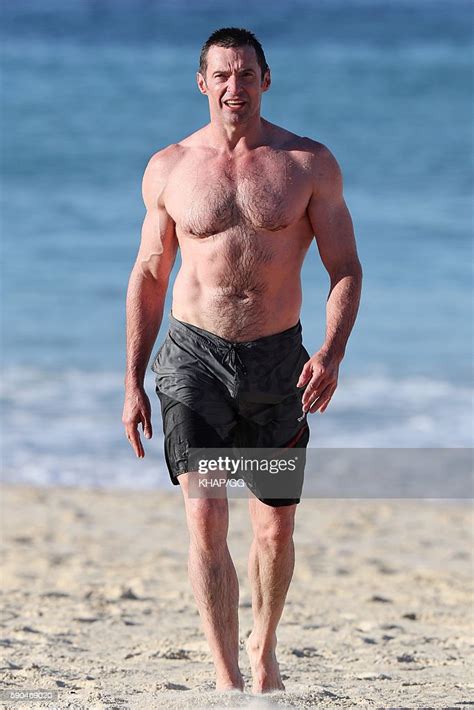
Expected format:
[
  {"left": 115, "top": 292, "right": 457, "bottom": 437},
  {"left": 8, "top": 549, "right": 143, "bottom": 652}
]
[{"left": 122, "top": 148, "right": 179, "bottom": 458}]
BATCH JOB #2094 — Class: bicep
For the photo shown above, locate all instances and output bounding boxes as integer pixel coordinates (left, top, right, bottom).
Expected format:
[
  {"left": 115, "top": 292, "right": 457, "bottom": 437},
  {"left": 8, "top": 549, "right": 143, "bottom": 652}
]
[
  {"left": 307, "top": 150, "right": 359, "bottom": 280},
  {"left": 135, "top": 157, "right": 178, "bottom": 281},
  {"left": 136, "top": 205, "right": 177, "bottom": 280}
]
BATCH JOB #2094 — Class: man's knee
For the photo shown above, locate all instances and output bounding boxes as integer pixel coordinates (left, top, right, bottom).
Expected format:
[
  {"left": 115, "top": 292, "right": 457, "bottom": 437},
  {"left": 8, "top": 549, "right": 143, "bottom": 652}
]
[
  {"left": 183, "top": 491, "right": 229, "bottom": 552},
  {"left": 253, "top": 511, "right": 295, "bottom": 551}
]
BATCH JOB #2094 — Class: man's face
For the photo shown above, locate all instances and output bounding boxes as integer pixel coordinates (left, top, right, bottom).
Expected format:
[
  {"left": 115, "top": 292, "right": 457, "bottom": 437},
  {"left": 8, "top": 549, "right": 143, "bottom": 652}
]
[{"left": 197, "top": 45, "right": 270, "bottom": 125}]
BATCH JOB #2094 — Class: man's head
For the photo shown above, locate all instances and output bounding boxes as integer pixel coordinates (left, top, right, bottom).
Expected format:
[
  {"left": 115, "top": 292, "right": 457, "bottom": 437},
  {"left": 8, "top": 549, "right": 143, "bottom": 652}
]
[
  {"left": 199, "top": 27, "right": 269, "bottom": 81},
  {"left": 197, "top": 27, "right": 271, "bottom": 127}
]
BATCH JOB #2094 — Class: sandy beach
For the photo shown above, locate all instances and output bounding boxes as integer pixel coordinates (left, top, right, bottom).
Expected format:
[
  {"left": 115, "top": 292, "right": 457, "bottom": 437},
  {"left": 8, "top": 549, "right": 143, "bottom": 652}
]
[{"left": 1, "top": 484, "right": 472, "bottom": 709}]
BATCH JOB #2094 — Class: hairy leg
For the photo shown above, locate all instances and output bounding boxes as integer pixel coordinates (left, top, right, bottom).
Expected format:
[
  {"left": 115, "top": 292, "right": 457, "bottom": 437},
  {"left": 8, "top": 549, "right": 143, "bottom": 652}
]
[
  {"left": 180, "top": 473, "right": 244, "bottom": 691},
  {"left": 246, "top": 498, "right": 297, "bottom": 693}
]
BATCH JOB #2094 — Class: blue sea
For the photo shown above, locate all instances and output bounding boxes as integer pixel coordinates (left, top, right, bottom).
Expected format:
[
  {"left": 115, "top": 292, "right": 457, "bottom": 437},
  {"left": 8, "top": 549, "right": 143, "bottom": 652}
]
[{"left": 1, "top": 0, "right": 473, "bottom": 489}]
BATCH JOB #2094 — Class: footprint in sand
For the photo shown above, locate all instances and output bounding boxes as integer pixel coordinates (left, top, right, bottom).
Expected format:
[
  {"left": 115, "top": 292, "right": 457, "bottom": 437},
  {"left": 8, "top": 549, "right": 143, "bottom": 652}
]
[
  {"left": 1, "top": 660, "right": 22, "bottom": 670},
  {"left": 149, "top": 648, "right": 191, "bottom": 660},
  {"left": 11, "top": 536, "right": 34, "bottom": 545},
  {"left": 380, "top": 623, "right": 404, "bottom": 631},
  {"left": 155, "top": 681, "right": 189, "bottom": 690},
  {"left": 397, "top": 653, "right": 417, "bottom": 662},
  {"left": 291, "top": 646, "right": 322, "bottom": 658},
  {"left": 370, "top": 594, "right": 393, "bottom": 603},
  {"left": 72, "top": 616, "right": 103, "bottom": 623},
  {"left": 17, "top": 625, "right": 41, "bottom": 634}
]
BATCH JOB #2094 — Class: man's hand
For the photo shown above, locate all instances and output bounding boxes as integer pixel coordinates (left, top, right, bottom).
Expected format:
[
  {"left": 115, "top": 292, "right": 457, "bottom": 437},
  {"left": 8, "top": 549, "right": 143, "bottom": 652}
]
[
  {"left": 296, "top": 350, "right": 341, "bottom": 414},
  {"left": 122, "top": 385, "right": 153, "bottom": 458}
]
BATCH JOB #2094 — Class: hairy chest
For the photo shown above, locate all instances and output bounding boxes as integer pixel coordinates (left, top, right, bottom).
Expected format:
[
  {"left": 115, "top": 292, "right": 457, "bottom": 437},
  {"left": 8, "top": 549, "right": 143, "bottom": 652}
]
[{"left": 165, "top": 152, "right": 311, "bottom": 237}]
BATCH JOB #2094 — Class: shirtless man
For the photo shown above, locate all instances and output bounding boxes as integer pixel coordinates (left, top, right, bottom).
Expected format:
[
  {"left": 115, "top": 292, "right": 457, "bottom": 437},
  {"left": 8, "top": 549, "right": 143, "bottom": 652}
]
[{"left": 122, "top": 27, "right": 362, "bottom": 694}]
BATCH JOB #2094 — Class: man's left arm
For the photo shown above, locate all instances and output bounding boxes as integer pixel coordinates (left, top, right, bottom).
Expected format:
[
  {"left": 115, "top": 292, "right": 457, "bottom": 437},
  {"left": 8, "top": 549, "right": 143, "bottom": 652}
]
[{"left": 297, "top": 144, "right": 363, "bottom": 414}]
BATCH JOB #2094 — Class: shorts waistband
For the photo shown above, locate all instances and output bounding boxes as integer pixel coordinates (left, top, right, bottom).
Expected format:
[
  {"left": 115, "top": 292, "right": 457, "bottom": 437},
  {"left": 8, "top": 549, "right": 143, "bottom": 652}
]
[{"left": 168, "top": 312, "right": 302, "bottom": 349}]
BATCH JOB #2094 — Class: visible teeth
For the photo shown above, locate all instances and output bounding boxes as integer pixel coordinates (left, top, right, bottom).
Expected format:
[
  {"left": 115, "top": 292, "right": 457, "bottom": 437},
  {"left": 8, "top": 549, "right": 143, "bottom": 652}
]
[{"left": 226, "top": 101, "right": 243, "bottom": 105}]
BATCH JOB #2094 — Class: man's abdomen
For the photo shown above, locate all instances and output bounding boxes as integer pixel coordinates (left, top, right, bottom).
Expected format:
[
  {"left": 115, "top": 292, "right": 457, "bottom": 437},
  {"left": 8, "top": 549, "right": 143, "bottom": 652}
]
[
  {"left": 171, "top": 228, "right": 308, "bottom": 341},
  {"left": 171, "top": 273, "right": 303, "bottom": 342}
]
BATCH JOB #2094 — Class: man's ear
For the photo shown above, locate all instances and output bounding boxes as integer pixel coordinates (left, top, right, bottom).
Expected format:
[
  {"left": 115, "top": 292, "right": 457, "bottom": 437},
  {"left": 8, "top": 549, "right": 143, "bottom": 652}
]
[
  {"left": 196, "top": 72, "right": 208, "bottom": 95},
  {"left": 261, "top": 68, "right": 271, "bottom": 92}
]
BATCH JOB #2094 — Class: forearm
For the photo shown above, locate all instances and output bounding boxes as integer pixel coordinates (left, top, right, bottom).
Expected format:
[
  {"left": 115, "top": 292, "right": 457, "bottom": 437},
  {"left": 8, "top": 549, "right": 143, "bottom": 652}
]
[
  {"left": 321, "top": 264, "right": 362, "bottom": 362},
  {"left": 125, "top": 267, "right": 167, "bottom": 387}
]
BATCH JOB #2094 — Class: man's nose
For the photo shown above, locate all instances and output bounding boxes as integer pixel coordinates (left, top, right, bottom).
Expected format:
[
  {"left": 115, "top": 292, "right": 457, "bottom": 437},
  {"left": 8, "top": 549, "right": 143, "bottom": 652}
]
[{"left": 226, "top": 74, "right": 242, "bottom": 95}]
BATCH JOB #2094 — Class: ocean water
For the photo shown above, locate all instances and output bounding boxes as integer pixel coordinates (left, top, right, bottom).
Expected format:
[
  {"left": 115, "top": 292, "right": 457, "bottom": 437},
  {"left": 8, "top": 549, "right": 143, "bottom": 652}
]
[{"left": 1, "top": 0, "right": 473, "bottom": 489}]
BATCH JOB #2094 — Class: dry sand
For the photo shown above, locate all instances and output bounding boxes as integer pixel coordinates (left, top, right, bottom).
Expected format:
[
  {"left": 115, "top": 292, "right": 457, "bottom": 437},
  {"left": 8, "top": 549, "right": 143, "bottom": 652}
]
[{"left": 0, "top": 484, "right": 472, "bottom": 709}]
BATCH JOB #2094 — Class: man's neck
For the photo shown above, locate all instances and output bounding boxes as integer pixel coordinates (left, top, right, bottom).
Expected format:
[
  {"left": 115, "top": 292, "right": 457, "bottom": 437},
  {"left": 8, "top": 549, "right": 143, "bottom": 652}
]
[{"left": 206, "top": 115, "right": 268, "bottom": 153}]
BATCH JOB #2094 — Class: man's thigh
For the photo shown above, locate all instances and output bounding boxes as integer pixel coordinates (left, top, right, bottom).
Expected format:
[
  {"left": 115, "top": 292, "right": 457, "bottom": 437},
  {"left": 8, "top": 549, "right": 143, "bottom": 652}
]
[
  {"left": 156, "top": 390, "right": 236, "bottom": 486},
  {"left": 233, "top": 394, "right": 310, "bottom": 507}
]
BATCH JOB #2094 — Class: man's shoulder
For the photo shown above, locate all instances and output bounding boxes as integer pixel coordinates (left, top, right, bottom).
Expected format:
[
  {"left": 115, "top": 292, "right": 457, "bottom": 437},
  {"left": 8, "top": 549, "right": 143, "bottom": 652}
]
[
  {"left": 141, "top": 129, "right": 210, "bottom": 206},
  {"left": 286, "top": 133, "right": 342, "bottom": 188},
  {"left": 281, "top": 131, "right": 339, "bottom": 170},
  {"left": 141, "top": 141, "right": 192, "bottom": 205},
  {"left": 267, "top": 120, "right": 335, "bottom": 162},
  {"left": 297, "top": 137, "right": 334, "bottom": 160},
  {"left": 266, "top": 123, "right": 339, "bottom": 182},
  {"left": 144, "top": 127, "right": 209, "bottom": 176},
  {"left": 141, "top": 144, "right": 182, "bottom": 207},
  {"left": 144, "top": 142, "right": 186, "bottom": 176}
]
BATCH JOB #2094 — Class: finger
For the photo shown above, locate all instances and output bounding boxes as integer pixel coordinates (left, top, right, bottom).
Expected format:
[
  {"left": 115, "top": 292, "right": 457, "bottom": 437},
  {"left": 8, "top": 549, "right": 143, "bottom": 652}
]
[
  {"left": 296, "top": 362, "right": 312, "bottom": 388},
  {"left": 307, "top": 383, "right": 333, "bottom": 413},
  {"left": 302, "top": 373, "right": 325, "bottom": 409},
  {"left": 137, "top": 433, "right": 144, "bottom": 458},
  {"left": 128, "top": 431, "right": 140, "bottom": 458},
  {"left": 142, "top": 417, "right": 153, "bottom": 440},
  {"left": 319, "top": 395, "right": 333, "bottom": 413},
  {"left": 126, "top": 426, "right": 144, "bottom": 458},
  {"left": 309, "top": 384, "right": 336, "bottom": 413}
]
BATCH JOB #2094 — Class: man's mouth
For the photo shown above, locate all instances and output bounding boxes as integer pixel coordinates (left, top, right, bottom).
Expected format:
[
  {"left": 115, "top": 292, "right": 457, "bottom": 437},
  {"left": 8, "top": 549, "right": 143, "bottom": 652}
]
[{"left": 224, "top": 100, "right": 246, "bottom": 108}]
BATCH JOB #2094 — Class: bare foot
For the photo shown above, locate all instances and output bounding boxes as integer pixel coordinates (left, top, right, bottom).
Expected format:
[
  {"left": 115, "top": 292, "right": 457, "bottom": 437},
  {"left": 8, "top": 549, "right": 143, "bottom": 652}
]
[
  {"left": 215, "top": 673, "right": 245, "bottom": 692},
  {"left": 246, "top": 632, "right": 285, "bottom": 694}
]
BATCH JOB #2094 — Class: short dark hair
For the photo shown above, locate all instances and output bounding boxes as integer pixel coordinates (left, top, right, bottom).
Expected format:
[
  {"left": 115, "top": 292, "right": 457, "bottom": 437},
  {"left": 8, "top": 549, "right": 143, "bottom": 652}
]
[{"left": 199, "top": 27, "right": 269, "bottom": 81}]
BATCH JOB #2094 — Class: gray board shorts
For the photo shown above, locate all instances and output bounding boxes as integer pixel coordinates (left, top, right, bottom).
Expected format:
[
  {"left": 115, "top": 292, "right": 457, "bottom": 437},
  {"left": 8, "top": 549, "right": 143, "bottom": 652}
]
[{"left": 151, "top": 313, "right": 311, "bottom": 507}]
